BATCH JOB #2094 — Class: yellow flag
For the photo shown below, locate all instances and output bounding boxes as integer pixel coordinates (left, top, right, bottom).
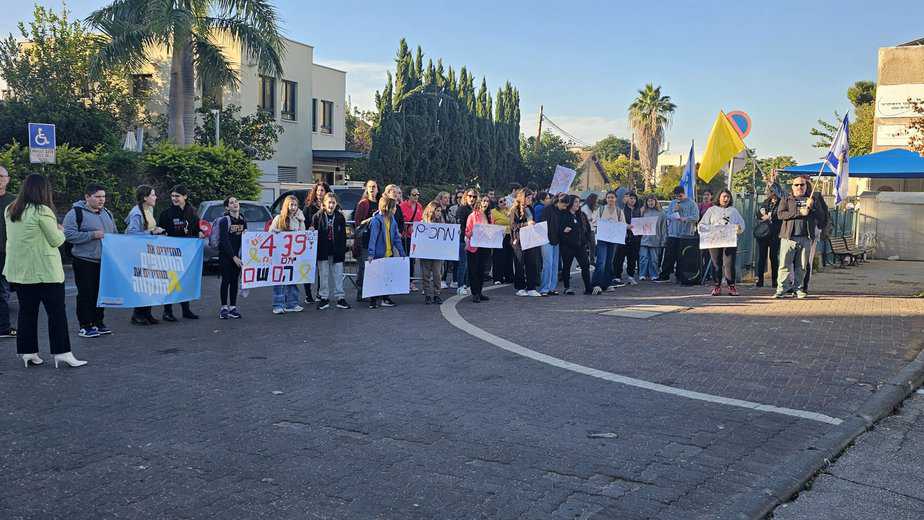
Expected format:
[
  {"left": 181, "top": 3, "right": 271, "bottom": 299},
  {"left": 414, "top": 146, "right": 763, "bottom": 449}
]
[{"left": 698, "top": 111, "right": 746, "bottom": 182}]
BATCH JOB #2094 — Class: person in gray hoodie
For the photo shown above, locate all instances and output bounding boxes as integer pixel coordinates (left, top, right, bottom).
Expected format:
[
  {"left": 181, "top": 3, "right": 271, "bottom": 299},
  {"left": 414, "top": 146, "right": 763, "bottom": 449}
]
[
  {"left": 655, "top": 186, "right": 700, "bottom": 284},
  {"left": 638, "top": 195, "right": 667, "bottom": 280},
  {"left": 62, "top": 183, "right": 118, "bottom": 338}
]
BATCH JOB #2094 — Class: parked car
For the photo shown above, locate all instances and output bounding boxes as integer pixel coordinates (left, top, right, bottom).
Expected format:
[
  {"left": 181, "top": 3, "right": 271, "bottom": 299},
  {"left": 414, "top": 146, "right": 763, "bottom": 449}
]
[
  {"left": 198, "top": 200, "right": 273, "bottom": 265},
  {"left": 269, "top": 185, "right": 364, "bottom": 223}
]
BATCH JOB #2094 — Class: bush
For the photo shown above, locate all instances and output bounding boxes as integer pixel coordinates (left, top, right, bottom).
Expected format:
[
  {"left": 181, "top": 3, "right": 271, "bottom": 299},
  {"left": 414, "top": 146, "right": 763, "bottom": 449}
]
[{"left": 142, "top": 143, "right": 261, "bottom": 205}]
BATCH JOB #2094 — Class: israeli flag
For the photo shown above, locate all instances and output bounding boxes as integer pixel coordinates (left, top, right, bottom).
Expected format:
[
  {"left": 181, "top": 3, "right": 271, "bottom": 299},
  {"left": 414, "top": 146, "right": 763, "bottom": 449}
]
[
  {"left": 824, "top": 114, "right": 850, "bottom": 205},
  {"left": 680, "top": 141, "right": 696, "bottom": 201}
]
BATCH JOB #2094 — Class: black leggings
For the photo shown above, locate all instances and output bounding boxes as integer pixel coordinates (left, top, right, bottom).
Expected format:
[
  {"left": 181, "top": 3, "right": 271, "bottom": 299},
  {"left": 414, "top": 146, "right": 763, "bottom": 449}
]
[
  {"left": 560, "top": 244, "right": 591, "bottom": 292},
  {"left": 220, "top": 256, "right": 241, "bottom": 306},
  {"left": 614, "top": 238, "right": 640, "bottom": 279},
  {"left": 513, "top": 247, "right": 540, "bottom": 291},
  {"left": 467, "top": 249, "right": 490, "bottom": 296},
  {"left": 708, "top": 247, "right": 738, "bottom": 286}
]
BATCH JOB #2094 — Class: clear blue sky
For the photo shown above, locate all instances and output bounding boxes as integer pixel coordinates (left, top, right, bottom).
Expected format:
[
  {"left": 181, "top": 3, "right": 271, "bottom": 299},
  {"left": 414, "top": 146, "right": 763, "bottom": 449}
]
[{"left": 5, "top": 0, "right": 924, "bottom": 163}]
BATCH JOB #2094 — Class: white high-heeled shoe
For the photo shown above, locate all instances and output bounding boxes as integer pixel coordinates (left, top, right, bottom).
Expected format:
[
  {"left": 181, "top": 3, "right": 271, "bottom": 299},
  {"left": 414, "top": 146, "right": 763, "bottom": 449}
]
[
  {"left": 53, "top": 352, "right": 87, "bottom": 369},
  {"left": 20, "top": 354, "right": 44, "bottom": 367}
]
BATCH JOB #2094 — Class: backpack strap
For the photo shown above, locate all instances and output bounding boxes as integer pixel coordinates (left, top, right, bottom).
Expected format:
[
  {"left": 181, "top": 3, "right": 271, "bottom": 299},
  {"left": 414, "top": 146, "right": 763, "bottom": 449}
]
[{"left": 74, "top": 206, "right": 83, "bottom": 231}]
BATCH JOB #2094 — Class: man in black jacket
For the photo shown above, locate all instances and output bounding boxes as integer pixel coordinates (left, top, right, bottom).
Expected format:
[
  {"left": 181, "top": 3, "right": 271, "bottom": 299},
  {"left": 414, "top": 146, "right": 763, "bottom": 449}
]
[{"left": 774, "top": 176, "right": 818, "bottom": 299}]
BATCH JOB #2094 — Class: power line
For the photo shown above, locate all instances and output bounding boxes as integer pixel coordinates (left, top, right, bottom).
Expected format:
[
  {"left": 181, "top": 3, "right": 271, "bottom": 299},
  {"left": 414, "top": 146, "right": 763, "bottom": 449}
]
[{"left": 539, "top": 113, "right": 593, "bottom": 147}]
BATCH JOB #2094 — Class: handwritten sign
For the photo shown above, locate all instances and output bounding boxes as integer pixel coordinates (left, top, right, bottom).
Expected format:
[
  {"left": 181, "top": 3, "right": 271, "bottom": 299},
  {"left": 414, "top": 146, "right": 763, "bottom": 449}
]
[
  {"left": 698, "top": 224, "right": 738, "bottom": 249},
  {"left": 631, "top": 216, "right": 659, "bottom": 236},
  {"left": 519, "top": 221, "right": 549, "bottom": 250},
  {"left": 549, "top": 165, "right": 577, "bottom": 195},
  {"left": 597, "top": 220, "right": 627, "bottom": 244},
  {"left": 241, "top": 230, "right": 318, "bottom": 289},
  {"left": 410, "top": 222, "right": 459, "bottom": 260},
  {"left": 362, "top": 257, "right": 411, "bottom": 298},
  {"left": 470, "top": 224, "right": 505, "bottom": 249}
]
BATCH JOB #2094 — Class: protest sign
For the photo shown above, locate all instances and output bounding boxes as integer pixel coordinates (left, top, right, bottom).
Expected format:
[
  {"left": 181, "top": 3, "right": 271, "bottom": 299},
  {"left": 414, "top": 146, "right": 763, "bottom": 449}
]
[
  {"left": 97, "top": 235, "right": 203, "bottom": 308},
  {"left": 519, "top": 221, "right": 549, "bottom": 250},
  {"left": 470, "top": 224, "right": 505, "bottom": 249},
  {"left": 240, "top": 230, "right": 318, "bottom": 289},
  {"left": 631, "top": 216, "right": 659, "bottom": 236},
  {"left": 698, "top": 224, "right": 738, "bottom": 249},
  {"left": 548, "top": 165, "right": 577, "bottom": 195},
  {"left": 410, "top": 222, "right": 459, "bottom": 260},
  {"left": 362, "top": 257, "right": 411, "bottom": 298},
  {"left": 597, "top": 220, "right": 628, "bottom": 244}
]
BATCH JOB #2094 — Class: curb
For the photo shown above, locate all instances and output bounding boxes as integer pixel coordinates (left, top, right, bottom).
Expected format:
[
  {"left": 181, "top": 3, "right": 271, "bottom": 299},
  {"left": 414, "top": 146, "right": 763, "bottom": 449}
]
[{"left": 721, "top": 347, "right": 924, "bottom": 519}]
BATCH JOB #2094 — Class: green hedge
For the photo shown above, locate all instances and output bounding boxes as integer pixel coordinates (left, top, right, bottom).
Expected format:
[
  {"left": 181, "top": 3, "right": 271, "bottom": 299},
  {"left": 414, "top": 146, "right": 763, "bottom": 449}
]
[{"left": 0, "top": 142, "right": 261, "bottom": 225}]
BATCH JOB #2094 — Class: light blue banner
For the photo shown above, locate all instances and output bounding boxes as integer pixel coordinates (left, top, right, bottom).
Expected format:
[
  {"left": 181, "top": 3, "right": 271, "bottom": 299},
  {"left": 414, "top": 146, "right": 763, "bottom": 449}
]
[{"left": 97, "top": 235, "right": 204, "bottom": 308}]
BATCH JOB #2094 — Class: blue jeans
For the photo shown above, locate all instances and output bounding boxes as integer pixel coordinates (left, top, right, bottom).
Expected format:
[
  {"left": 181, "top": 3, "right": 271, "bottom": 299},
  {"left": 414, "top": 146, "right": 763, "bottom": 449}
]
[
  {"left": 272, "top": 284, "right": 300, "bottom": 310},
  {"left": 454, "top": 240, "right": 468, "bottom": 286},
  {"left": 639, "top": 246, "right": 662, "bottom": 280},
  {"left": 592, "top": 242, "right": 617, "bottom": 289},
  {"left": 540, "top": 243, "right": 560, "bottom": 293}
]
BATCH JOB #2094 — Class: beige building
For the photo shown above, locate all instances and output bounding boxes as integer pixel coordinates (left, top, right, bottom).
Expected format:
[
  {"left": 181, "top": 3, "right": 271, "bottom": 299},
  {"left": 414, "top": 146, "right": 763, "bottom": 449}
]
[{"left": 135, "top": 36, "right": 350, "bottom": 203}]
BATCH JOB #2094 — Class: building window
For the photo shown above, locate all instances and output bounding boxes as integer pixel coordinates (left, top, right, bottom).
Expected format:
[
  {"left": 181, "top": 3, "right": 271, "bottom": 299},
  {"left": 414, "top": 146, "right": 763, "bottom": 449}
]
[
  {"left": 281, "top": 80, "right": 297, "bottom": 121},
  {"left": 312, "top": 98, "right": 318, "bottom": 132},
  {"left": 259, "top": 76, "right": 275, "bottom": 116},
  {"left": 321, "top": 100, "right": 334, "bottom": 134},
  {"left": 131, "top": 74, "right": 153, "bottom": 98}
]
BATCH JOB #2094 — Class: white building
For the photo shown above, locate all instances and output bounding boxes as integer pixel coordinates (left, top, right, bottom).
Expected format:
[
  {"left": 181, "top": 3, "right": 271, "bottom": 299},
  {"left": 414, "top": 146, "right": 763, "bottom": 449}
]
[{"left": 136, "top": 36, "right": 355, "bottom": 204}]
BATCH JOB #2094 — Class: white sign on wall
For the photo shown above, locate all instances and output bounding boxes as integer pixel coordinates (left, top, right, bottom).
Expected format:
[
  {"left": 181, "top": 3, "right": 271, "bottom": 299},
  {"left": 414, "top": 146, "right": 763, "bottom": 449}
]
[
  {"left": 875, "top": 84, "right": 924, "bottom": 119},
  {"left": 875, "top": 124, "right": 918, "bottom": 146}
]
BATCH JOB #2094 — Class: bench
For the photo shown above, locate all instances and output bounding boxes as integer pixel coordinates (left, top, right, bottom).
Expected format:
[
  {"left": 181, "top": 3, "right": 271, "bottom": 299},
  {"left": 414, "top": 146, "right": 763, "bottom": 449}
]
[
  {"left": 843, "top": 235, "right": 871, "bottom": 263},
  {"left": 827, "top": 236, "right": 856, "bottom": 267}
]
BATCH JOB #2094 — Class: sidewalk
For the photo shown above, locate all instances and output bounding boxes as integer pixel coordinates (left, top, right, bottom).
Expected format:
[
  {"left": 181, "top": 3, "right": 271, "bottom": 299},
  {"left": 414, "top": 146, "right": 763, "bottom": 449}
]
[{"left": 774, "top": 391, "right": 924, "bottom": 520}]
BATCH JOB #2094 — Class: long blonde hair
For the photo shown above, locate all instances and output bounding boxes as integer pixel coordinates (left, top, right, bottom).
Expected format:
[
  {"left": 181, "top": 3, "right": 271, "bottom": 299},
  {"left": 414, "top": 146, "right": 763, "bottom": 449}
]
[
  {"left": 277, "top": 195, "right": 299, "bottom": 231},
  {"left": 378, "top": 196, "right": 396, "bottom": 217},
  {"left": 421, "top": 201, "right": 441, "bottom": 223}
]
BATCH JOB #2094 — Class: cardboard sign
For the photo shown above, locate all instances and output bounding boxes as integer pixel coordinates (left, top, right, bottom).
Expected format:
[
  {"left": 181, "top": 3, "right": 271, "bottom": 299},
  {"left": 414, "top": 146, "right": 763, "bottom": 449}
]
[
  {"left": 631, "top": 216, "right": 659, "bottom": 236},
  {"left": 410, "top": 222, "right": 459, "bottom": 260},
  {"left": 519, "top": 221, "right": 549, "bottom": 250},
  {"left": 698, "top": 224, "right": 738, "bottom": 249},
  {"left": 549, "top": 165, "right": 577, "bottom": 195},
  {"left": 362, "top": 257, "right": 411, "bottom": 298},
  {"left": 240, "top": 231, "right": 318, "bottom": 289},
  {"left": 470, "top": 224, "right": 505, "bottom": 249},
  {"left": 597, "top": 220, "right": 628, "bottom": 244}
]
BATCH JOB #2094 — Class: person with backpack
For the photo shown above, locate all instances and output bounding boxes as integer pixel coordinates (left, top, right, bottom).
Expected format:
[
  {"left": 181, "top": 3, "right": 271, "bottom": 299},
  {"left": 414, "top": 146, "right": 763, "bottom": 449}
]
[
  {"left": 269, "top": 195, "right": 306, "bottom": 314},
  {"left": 312, "top": 192, "right": 351, "bottom": 310},
  {"left": 700, "top": 189, "right": 746, "bottom": 296},
  {"left": 301, "top": 182, "right": 330, "bottom": 304},
  {"left": 366, "top": 197, "right": 405, "bottom": 309},
  {"left": 157, "top": 184, "right": 202, "bottom": 321},
  {"left": 125, "top": 185, "right": 165, "bottom": 325},
  {"left": 5, "top": 174, "right": 86, "bottom": 368},
  {"left": 216, "top": 196, "right": 247, "bottom": 320},
  {"left": 351, "top": 179, "right": 379, "bottom": 302},
  {"left": 63, "top": 183, "right": 118, "bottom": 338}
]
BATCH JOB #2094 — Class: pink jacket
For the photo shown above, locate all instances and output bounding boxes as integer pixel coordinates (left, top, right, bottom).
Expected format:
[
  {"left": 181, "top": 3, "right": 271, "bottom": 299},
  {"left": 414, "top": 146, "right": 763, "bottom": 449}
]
[
  {"left": 399, "top": 200, "right": 423, "bottom": 238},
  {"left": 465, "top": 210, "right": 491, "bottom": 253}
]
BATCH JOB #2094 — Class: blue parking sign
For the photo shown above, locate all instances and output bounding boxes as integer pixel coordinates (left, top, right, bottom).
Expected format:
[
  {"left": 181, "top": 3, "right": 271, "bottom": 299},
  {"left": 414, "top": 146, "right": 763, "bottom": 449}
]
[{"left": 28, "top": 123, "right": 56, "bottom": 164}]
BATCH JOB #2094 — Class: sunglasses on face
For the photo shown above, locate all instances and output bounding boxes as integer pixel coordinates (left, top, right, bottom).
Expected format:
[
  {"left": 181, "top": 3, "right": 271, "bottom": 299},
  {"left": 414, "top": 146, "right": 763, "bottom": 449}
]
[{"left": 792, "top": 183, "right": 806, "bottom": 187}]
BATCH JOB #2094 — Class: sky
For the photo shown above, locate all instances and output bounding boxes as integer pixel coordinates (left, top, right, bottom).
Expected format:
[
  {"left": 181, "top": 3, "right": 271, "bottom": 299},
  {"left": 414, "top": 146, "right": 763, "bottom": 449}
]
[{"left": 4, "top": 0, "right": 924, "bottom": 163}]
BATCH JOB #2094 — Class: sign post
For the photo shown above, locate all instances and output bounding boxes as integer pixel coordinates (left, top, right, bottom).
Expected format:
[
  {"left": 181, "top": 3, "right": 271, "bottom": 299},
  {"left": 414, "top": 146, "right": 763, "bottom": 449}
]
[{"left": 28, "top": 123, "right": 56, "bottom": 164}]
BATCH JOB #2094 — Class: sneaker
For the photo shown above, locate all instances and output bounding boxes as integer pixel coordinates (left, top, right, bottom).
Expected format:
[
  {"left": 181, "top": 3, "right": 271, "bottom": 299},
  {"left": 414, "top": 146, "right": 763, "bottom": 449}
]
[
  {"left": 368, "top": 300, "right": 378, "bottom": 309},
  {"left": 219, "top": 308, "right": 230, "bottom": 320},
  {"left": 627, "top": 277, "right": 638, "bottom": 285},
  {"left": 494, "top": 281, "right": 502, "bottom": 285},
  {"left": 381, "top": 297, "right": 396, "bottom": 307},
  {"left": 772, "top": 291, "right": 785, "bottom": 299},
  {"left": 614, "top": 281, "right": 627, "bottom": 288},
  {"left": 480, "top": 294, "right": 490, "bottom": 301},
  {"left": 638, "top": 276, "right": 647, "bottom": 281},
  {"left": 304, "top": 294, "right": 315, "bottom": 304},
  {"left": 564, "top": 289, "right": 575, "bottom": 295},
  {"left": 540, "top": 292, "right": 549, "bottom": 297},
  {"left": 728, "top": 285, "right": 739, "bottom": 297},
  {"left": 272, "top": 307, "right": 286, "bottom": 314},
  {"left": 0, "top": 328, "right": 16, "bottom": 338},
  {"left": 317, "top": 299, "right": 330, "bottom": 310},
  {"left": 96, "top": 324, "right": 112, "bottom": 335},
  {"left": 432, "top": 296, "right": 443, "bottom": 305},
  {"left": 441, "top": 281, "right": 449, "bottom": 289},
  {"left": 527, "top": 290, "right": 542, "bottom": 297},
  {"left": 711, "top": 286, "right": 721, "bottom": 296},
  {"left": 450, "top": 282, "right": 459, "bottom": 289},
  {"left": 549, "top": 290, "right": 560, "bottom": 296},
  {"left": 336, "top": 299, "right": 352, "bottom": 309},
  {"left": 425, "top": 296, "right": 432, "bottom": 305},
  {"left": 795, "top": 290, "right": 808, "bottom": 299},
  {"left": 285, "top": 305, "right": 304, "bottom": 313},
  {"left": 613, "top": 278, "right": 622, "bottom": 285},
  {"left": 472, "top": 295, "right": 481, "bottom": 303},
  {"left": 592, "top": 287, "right": 602, "bottom": 295},
  {"left": 653, "top": 277, "right": 671, "bottom": 283},
  {"left": 228, "top": 307, "right": 242, "bottom": 319},
  {"left": 78, "top": 327, "right": 101, "bottom": 338},
  {"left": 457, "top": 287, "right": 469, "bottom": 296},
  {"left": 516, "top": 289, "right": 528, "bottom": 297}
]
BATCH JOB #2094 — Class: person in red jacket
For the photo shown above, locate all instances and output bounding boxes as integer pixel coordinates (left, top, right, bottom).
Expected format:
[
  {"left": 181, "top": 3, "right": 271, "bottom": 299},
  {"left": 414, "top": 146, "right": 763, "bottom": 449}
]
[
  {"left": 400, "top": 187, "right": 424, "bottom": 290},
  {"left": 351, "top": 179, "right": 379, "bottom": 301}
]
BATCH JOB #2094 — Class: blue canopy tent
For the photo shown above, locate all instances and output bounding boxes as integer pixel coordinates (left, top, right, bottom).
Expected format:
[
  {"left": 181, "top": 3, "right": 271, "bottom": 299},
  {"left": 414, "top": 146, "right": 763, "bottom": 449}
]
[{"left": 780, "top": 148, "right": 924, "bottom": 178}]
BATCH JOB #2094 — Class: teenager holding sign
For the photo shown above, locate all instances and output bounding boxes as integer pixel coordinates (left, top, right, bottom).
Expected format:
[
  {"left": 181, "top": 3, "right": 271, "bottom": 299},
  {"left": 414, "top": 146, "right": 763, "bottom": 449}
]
[
  {"left": 490, "top": 196, "right": 514, "bottom": 285},
  {"left": 591, "top": 191, "right": 626, "bottom": 294},
  {"left": 419, "top": 201, "right": 445, "bottom": 305},
  {"left": 509, "top": 189, "right": 541, "bottom": 297},
  {"left": 638, "top": 195, "right": 667, "bottom": 281},
  {"left": 366, "top": 197, "right": 405, "bottom": 309},
  {"left": 699, "top": 189, "right": 745, "bottom": 296},
  {"left": 312, "top": 192, "right": 350, "bottom": 310},
  {"left": 157, "top": 185, "right": 202, "bottom": 321},
  {"left": 302, "top": 182, "right": 330, "bottom": 304},
  {"left": 464, "top": 196, "right": 493, "bottom": 303},
  {"left": 125, "top": 185, "right": 164, "bottom": 325},
  {"left": 268, "top": 196, "right": 305, "bottom": 314}
]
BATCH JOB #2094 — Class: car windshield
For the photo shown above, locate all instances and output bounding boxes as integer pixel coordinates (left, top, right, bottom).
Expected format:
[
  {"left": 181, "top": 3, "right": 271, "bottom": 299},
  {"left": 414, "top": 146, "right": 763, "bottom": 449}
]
[
  {"left": 202, "top": 203, "right": 270, "bottom": 222},
  {"left": 335, "top": 188, "right": 363, "bottom": 211}
]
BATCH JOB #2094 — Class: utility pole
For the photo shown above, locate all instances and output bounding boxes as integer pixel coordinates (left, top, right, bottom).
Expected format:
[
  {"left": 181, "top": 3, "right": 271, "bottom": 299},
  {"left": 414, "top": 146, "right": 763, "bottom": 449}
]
[{"left": 535, "top": 105, "right": 544, "bottom": 150}]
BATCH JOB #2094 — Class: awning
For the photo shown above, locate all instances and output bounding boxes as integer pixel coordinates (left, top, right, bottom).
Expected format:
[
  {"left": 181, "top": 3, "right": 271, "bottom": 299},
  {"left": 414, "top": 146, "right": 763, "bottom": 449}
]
[
  {"left": 312, "top": 150, "right": 366, "bottom": 161},
  {"left": 780, "top": 148, "right": 924, "bottom": 179}
]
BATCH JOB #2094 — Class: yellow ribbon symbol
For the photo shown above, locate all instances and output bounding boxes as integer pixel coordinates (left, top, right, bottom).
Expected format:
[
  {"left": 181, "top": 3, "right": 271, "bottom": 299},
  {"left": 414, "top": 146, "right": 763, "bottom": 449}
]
[
  {"left": 249, "top": 246, "right": 259, "bottom": 263},
  {"left": 298, "top": 263, "right": 311, "bottom": 282},
  {"left": 166, "top": 271, "right": 182, "bottom": 294}
]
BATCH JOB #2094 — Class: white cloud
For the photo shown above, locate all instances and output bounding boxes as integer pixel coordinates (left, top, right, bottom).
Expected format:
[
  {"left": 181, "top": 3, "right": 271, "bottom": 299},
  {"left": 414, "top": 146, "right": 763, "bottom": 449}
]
[
  {"left": 520, "top": 114, "right": 630, "bottom": 146},
  {"left": 319, "top": 60, "right": 391, "bottom": 112}
]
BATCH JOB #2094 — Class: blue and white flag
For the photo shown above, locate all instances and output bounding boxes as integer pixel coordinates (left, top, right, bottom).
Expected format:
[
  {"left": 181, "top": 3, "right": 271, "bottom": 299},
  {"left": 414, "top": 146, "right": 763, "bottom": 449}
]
[
  {"left": 823, "top": 114, "right": 850, "bottom": 205},
  {"left": 97, "top": 235, "right": 204, "bottom": 308},
  {"left": 680, "top": 141, "right": 696, "bottom": 201}
]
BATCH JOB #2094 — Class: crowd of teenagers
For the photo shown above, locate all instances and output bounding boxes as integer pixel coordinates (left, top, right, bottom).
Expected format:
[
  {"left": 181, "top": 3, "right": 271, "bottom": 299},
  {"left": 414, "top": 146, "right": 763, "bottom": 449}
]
[{"left": 1, "top": 166, "right": 828, "bottom": 369}]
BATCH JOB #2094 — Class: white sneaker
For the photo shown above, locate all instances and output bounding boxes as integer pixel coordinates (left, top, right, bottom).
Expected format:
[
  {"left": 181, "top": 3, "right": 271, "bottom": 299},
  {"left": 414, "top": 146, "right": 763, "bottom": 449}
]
[
  {"left": 516, "top": 289, "right": 528, "bottom": 297},
  {"left": 638, "top": 276, "right": 647, "bottom": 281},
  {"left": 592, "top": 286, "right": 602, "bottom": 295},
  {"left": 613, "top": 278, "right": 622, "bottom": 284},
  {"left": 450, "top": 282, "right": 458, "bottom": 289},
  {"left": 441, "top": 281, "right": 449, "bottom": 289},
  {"left": 285, "top": 305, "right": 304, "bottom": 313},
  {"left": 527, "top": 290, "right": 542, "bottom": 297},
  {"left": 272, "top": 307, "right": 285, "bottom": 315},
  {"left": 628, "top": 277, "right": 638, "bottom": 285}
]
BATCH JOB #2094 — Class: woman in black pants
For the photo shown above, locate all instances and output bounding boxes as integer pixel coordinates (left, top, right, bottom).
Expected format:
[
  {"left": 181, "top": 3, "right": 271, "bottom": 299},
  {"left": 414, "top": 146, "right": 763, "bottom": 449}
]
[
  {"left": 559, "top": 195, "right": 593, "bottom": 294},
  {"left": 218, "top": 196, "right": 247, "bottom": 319},
  {"left": 157, "top": 185, "right": 201, "bottom": 321},
  {"left": 509, "top": 189, "right": 542, "bottom": 297},
  {"left": 613, "top": 191, "right": 642, "bottom": 285},
  {"left": 302, "top": 182, "right": 330, "bottom": 303},
  {"left": 754, "top": 191, "right": 782, "bottom": 288},
  {"left": 464, "top": 196, "right": 493, "bottom": 303}
]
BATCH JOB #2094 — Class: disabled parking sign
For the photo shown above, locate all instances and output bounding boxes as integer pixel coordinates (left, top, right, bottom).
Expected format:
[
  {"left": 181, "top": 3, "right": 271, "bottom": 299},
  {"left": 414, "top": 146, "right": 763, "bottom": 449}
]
[{"left": 28, "top": 123, "right": 56, "bottom": 164}]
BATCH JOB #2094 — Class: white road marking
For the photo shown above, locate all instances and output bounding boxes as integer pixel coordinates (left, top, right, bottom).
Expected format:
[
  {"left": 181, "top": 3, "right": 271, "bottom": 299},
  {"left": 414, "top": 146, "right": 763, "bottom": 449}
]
[{"left": 440, "top": 284, "right": 843, "bottom": 426}]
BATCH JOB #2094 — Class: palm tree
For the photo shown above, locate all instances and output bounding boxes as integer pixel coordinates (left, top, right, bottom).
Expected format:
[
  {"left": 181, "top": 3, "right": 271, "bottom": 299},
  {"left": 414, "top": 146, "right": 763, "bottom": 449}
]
[
  {"left": 628, "top": 84, "right": 676, "bottom": 191},
  {"left": 87, "top": 0, "right": 285, "bottom": 146}
]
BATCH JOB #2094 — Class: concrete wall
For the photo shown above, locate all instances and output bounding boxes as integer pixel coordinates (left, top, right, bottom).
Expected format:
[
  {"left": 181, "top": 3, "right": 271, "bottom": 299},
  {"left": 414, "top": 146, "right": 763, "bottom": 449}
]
[
  {"left": 873, "top": 45, "right": 924, "bottom": 153},
  {"left": 856, "top": 191, "right": 924, "bottom": 261}
]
